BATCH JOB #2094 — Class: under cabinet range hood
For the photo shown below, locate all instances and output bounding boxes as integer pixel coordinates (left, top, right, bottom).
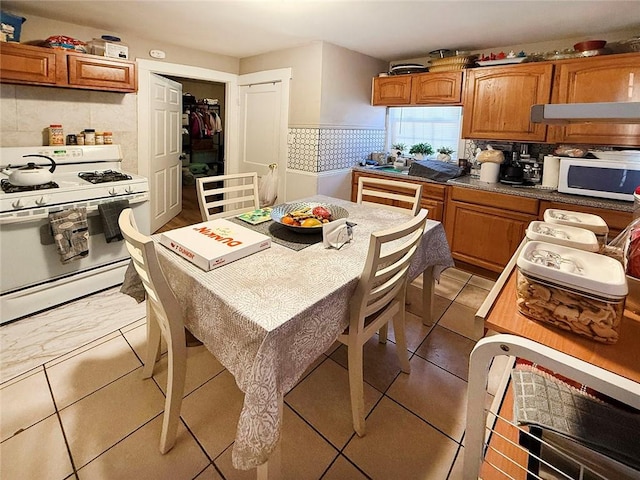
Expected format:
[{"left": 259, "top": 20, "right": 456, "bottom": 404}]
[{"left": 530, "top": 102, "right": 640, "bottom": 124}]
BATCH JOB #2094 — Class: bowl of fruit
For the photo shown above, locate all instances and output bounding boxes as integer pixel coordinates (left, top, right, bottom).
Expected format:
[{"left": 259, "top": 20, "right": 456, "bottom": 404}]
[{"left": 270, "top": 202, "right": 349, "bottom": 234}]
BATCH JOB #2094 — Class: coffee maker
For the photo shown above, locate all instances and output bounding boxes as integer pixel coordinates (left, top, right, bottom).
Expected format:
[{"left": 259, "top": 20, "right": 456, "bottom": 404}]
[{"left": 518, "top": 145, "right": 542, "bottom": 185}]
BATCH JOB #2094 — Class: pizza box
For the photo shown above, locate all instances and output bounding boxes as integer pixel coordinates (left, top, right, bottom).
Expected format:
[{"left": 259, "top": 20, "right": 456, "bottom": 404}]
[{"left": 160, "top": 219, "right": 271, "bottom": 271}]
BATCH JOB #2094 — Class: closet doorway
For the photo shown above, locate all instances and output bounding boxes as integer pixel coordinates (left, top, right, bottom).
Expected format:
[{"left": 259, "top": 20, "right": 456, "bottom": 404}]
[{"left": 156, "top": 77, "right": 226, "bottom": 233}]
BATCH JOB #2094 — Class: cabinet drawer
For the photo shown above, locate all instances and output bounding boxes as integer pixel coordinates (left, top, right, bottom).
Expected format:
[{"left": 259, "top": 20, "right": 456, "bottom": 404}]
[{"left": 450, "top": 186, "right": 539, "bottom": 215}]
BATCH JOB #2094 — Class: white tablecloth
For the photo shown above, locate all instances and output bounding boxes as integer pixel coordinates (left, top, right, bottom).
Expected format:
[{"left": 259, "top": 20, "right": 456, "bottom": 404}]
[{"left": 154, "top": 195, "right": 454, "bottom": 469}]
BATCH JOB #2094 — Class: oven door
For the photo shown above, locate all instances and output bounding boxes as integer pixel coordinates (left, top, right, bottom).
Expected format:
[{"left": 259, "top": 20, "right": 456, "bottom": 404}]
[
  {"left": 0, "top": 194, "right": 149, "bottom": 323},
  {"left": 558, "top": 159, "right": 640, "bottom": 202}
]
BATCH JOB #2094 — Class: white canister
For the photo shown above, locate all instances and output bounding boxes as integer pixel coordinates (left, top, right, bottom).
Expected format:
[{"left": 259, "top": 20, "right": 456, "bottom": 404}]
[
  {"left": 542, "top": 155, "right": 561, "bottom": 188},
  {"left": 479, "top": 162, "right": 500, "bottom": 183}
]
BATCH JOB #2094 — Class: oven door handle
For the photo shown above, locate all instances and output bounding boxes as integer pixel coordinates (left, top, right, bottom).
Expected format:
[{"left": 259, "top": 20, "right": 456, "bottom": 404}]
[{"left": 0, "top": 195, "right": 149, "bottom": 225}]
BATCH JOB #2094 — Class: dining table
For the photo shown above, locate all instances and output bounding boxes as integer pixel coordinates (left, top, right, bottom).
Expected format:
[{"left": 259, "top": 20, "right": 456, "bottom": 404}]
[{"left": 152, "top": 194, "right": 454, "bottom": 474}]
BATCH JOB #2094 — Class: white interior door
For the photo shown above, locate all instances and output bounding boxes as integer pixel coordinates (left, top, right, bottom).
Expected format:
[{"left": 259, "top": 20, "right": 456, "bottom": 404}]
[
  {"left": 149, "top": 73, "right": 182, "bottom": 232},
  {"left": 237, "top": 69, "right": 291, "bottom": 204}
]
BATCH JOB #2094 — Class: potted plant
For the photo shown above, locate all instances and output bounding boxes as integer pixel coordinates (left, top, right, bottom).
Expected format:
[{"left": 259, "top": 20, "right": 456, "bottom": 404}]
[
  {"left": 436, "top": 146, "right": 455, "bottom": 162},
  {"left": 391, "top": 143, "right": 406, "bottom": 158},
  {"left": 409, "top": 142, "right": 434, "bottom": 160}
]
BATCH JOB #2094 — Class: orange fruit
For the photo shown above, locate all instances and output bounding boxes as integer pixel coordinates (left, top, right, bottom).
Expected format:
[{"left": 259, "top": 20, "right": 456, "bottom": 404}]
[
  {"left": 282, "top": 216, "right": 295, "bottom": 225},
  {"left": 301, "top": 218, "right": 322, "bottom": 227}
]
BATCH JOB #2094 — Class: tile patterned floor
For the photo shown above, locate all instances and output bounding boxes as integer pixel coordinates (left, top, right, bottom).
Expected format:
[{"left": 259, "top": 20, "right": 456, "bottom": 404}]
[{"left": 0, "top": 268, "right": 495, "bottom": 480}]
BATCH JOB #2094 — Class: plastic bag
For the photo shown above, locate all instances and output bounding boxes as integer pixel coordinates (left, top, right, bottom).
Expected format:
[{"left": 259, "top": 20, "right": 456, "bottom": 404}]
[
  {"left": 603, "top": 217, "right": 640, "bottom": 276},
  {"left": 259, "top": 163, "right": 278, "bottom": 207}
]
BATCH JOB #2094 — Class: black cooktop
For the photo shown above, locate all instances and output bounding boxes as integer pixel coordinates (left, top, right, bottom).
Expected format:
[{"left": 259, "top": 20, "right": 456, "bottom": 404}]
[
  {"left": 78, "top": 170, "right": 133, "bottom": 184},
  {"left": 1, "top": 179, "right": 60, "bottom": 193}
]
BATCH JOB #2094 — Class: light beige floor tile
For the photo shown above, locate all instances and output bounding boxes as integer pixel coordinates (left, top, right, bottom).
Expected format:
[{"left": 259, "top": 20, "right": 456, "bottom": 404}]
[
  {"left": 0, "top": 368, "right": 55, "bottom": 442},
  {"left": 454, "top": 283, "right": 491, "bottom": 311},
  {"left": 286, "top": 358, "right": 381, "bottom": 449},
  {"left": 180, "top": 370, "right": 244, "bottom": 460},
  {"left": 406, "top": 286, "right": 452, "bottom": 324},
  {"left": 448, "top": 446, "right": 465, "bottom": 480},
  {"left": 0, "top": 414, "right": 73, "bottom": 480},
  {"left": 121, "top": 321, "right": 168, "bottom": 361},
  {"left": 330, "top": 337, "right": 406, "bottom": 393},
  {"left": 415, "top": 326, "right": 476, "bottom": 381},
  {"left": 194, "top": 465, "right": 225, "bottom": 479},
  {"left": 343, "top": 397, "right": 458, "bottom": 480},
  {"left": 387, "top": 356, "right": 468, "bottom": 442},
  {"left": 437, "top": 301, "right": 481, "bottom": 340},
  {"left": 47, "top": 334, "right": 142, "bottom": 409},
  {"left": 216, "top": 405, "right": 338, "bottom": 480},
  {"left": 441, "top": 267, "right": 472, "bottom": 283},
  {"left": 386, "top": 310, "right": 436, "bottom": 352},
  {"left": 44, "top": 331, "right": 122, "bottom": 369},
  {"left": 59, "top": 368, "right": 165, "bottom": 468},
  {"left": 321, "top": 455, "right": 368, "bottom": 479},
  {"left": 152, "top": 345, "right": 225, "bottom": 397},
  {"left": 434, "top": 275, "right": 466, "bottom": 301},
  {"left": 468, "top": 275, "right": 496, "bottom": 290},
  {"left": 77, "top": 415, "right": 209, "bottom": 480}
]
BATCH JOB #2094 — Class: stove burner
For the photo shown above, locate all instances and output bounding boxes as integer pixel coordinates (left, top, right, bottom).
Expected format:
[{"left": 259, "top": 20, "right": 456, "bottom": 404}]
[
  {"left": 1, "top": 179, "right": 60, "bottom": 193},
  {"left": 78, "top": 170, "right": 133, "bottom": 184}
]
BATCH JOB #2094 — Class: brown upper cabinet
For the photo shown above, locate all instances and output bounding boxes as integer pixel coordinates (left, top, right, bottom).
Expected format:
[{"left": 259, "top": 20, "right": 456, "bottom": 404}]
[
  {"left": 548, "top": 53, "right": 640, "bottom": 147},
  {"left": 462, "top": 63, "right": 553, "bottom": 142},
  {"left": 0, "top": 43, "right": 137, "bottom": 93},
  {"left": 372, "top": 71, "right": 463, "bottom": 106}
]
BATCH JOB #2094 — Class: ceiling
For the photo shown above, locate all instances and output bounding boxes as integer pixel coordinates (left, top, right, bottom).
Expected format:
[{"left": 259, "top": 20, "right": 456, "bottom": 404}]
[{"left": 4, "top": 1, "right": 640, "bottom": 62}]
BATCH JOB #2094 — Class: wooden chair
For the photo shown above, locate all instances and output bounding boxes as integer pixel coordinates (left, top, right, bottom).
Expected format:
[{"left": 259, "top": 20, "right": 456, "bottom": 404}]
[
  {"left": 356, "top": 176, "right": 423, "bottom": 216},
  {"left": 196, "top": 172, "right": 260, "bottom": 221},
  {"left": 119, "top": 208, "right": 187, "bottom": 454},
  {"left": 338, "top": 208, "right": 429, "bottom": 436}
]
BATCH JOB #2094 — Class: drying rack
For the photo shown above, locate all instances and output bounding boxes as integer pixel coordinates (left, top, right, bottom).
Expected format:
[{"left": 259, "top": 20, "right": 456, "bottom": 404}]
[{"left": 464, "top": 334, "right": 640, "bottom": 479}]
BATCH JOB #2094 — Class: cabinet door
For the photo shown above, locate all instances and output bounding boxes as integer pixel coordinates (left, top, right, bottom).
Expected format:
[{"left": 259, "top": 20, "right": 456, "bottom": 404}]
[
  {"left": 0, "top": 42, "right": 58, "bottom": 85},
  {"left": 372, "top": 76, "right": 412, "bottom": 106},
  {"left": 462, "top": 64, "right": 553, "bottom": 141},
  {"left": 67, "top": 53, "right": 137, "bottom": 92},
  {"left": 549, "top": 53, "right": 640, "bottom": 147},
  {"left": 411, "top": 72, "right": 463, "bottom": 104},
  {"left": 445, "top": 199, "right": 536, "bottom": 272}
]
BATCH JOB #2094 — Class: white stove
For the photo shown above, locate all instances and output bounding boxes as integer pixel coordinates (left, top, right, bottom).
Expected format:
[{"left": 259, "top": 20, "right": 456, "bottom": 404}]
[{"left": 0, "top": 145, "right": 150, "bottom": 324}]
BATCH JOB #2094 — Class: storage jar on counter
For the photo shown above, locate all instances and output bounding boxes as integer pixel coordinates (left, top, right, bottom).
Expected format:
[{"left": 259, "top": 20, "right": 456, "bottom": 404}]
[
  {"left": 516, "top": 240, "right": 627, "bottom": 344},
  {"left": 525, "top": 221, "right": 599, "bottom": 252},
  {"left": 543, "top": 209, "right": 609, "bottom": 249}
]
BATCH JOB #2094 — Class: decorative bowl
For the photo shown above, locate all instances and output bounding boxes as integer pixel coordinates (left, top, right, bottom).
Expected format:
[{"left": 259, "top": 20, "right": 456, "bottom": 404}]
[
  {"left": 270, "top": 202, "right": 349, "bottom": 234},
  {"left": 573, "top": 40, "right": 606, "bottom": 52}
]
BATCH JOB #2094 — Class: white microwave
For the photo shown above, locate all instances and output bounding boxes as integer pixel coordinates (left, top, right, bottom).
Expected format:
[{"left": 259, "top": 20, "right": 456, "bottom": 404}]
[{"left": 558, "top": 157, "right": 640, "bottom": 202}]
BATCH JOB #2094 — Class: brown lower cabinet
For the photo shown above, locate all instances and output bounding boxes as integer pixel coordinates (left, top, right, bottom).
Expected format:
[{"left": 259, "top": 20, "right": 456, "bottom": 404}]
[{"left": 445, "top": 187, "right": 539, "bottom": 273}]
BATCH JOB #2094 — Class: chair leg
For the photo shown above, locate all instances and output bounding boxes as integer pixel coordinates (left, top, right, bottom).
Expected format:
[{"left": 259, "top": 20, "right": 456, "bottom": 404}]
[
  {"left": 142, "top": 307, "right": 162, "bottom": 379},
  {"left": 378, "top": 323, "right": 388, "bottom": 344},
  {"left": 393, "top": 308, "right": 411, "bottom": 374},
  {"left": 159, "top": 326, "right": 187, "bottom": 454},
  {"left": 347, "top": 343, "right": 366, "bottom": 437}
]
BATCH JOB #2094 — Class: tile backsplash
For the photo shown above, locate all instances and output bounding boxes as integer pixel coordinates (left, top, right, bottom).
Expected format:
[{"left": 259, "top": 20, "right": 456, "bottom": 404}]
[
  {"left": 288, "top": 127, "right": 385, "bottom": 173},
  {"left": 0, "top": 84, "right": 139, "bottom": 173}
]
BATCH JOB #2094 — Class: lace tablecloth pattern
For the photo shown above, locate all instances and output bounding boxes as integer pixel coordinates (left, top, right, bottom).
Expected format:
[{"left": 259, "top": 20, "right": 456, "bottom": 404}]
[{"left": 153, "top": 195, "right": 454, "bottom": 469}]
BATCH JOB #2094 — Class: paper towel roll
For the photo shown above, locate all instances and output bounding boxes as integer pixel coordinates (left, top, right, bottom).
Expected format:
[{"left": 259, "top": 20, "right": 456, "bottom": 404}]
[
  {"left": 479, "top": 162, "right": 500, "bottom": 183},
  {"left": 542, "top": 156, "right": 560, "bottom": 188}
]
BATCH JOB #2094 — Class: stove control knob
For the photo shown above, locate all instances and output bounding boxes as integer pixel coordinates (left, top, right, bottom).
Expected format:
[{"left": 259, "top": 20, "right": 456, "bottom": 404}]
[
  {"left": 35, "top": 196, "right": 49, "bottom": 206},
  {"left": 125, "top": 186, "right": 134, "bottom": 194},
  {"left": 109, "top": 188, "right": 118, "bottom": 196},
  {"left": 11, "top": 199, "right": 23, "bottom": 209}
]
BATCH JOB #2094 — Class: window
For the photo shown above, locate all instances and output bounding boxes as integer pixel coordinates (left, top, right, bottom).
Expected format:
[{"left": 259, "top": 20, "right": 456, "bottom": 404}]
[{"left": 387, "top": 107, "right": 462, "bottom": 160}]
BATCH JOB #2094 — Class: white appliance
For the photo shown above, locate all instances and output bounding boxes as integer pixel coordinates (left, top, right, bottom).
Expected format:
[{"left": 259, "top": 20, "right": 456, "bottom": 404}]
[
  {"left": 558, "top": 155, "right": 640, "bottom": 202},
  {"left": 0, "top": 145, "right": 150, "bottom": 324}
]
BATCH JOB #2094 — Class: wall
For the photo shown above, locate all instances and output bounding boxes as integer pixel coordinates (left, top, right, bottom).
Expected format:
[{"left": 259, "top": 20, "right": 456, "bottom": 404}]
[{"left": 0, "top": 10, "right": 239, "bottom": 174}]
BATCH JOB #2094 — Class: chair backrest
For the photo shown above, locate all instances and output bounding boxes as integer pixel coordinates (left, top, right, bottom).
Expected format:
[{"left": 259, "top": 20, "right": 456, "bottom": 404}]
[
  {"left": 356, "top": 177, "right": 423, "bottom": 216},
  {"left": 196, "top": 172, "right": 260, "bottom": 221},
  {"left": 119, "top": 208, "right": 183, "bottom": 337},
  {"left": 351, "top": 208, "right": 428, "bottom": 328}
]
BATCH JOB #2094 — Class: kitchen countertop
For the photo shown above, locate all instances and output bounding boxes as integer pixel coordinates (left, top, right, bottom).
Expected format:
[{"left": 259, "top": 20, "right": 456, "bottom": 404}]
[{"left": 353, "top": 165, "right": 634, "bottom": 213}]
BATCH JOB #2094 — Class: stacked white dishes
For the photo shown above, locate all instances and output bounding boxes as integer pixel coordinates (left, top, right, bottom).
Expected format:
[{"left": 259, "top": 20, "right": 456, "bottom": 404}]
[{"left": 389, "top": 63, "right": 428, "bottom": 75}]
